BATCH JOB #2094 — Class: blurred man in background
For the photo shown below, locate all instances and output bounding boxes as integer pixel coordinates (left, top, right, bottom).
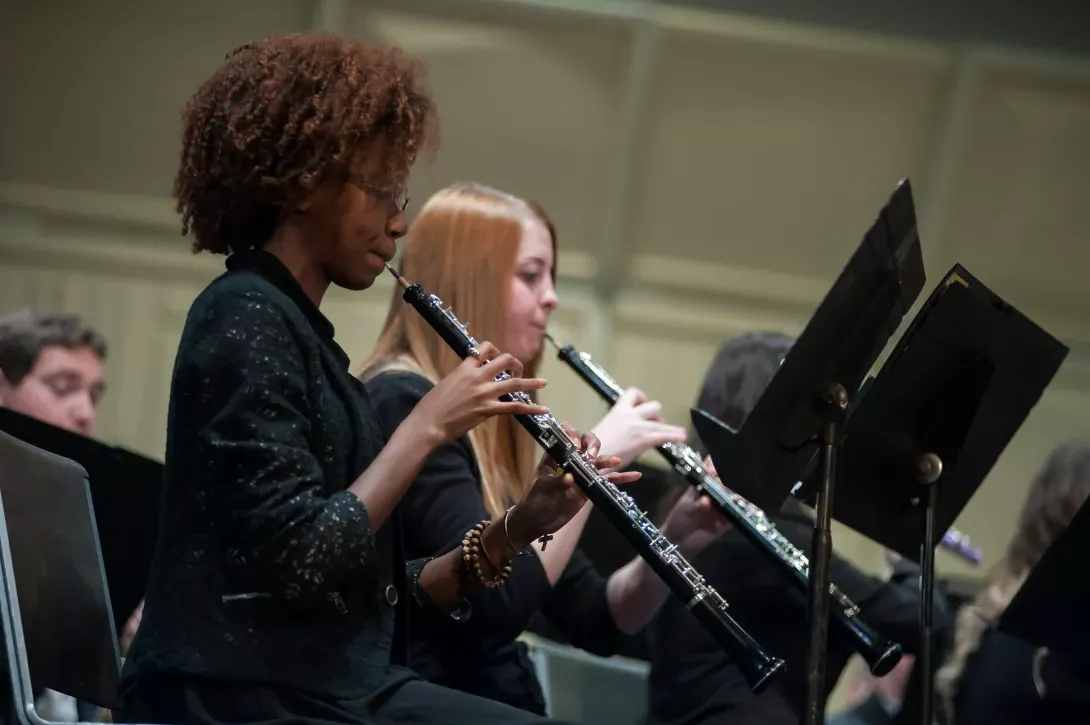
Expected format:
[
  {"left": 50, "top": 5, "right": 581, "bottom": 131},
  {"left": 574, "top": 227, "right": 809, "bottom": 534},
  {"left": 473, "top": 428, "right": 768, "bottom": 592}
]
[
  {"left": 0, "top": 309, "right": 106, "bottom": 437},
  {"left": 830, "top": 547, "right": 973, "bottom": 725}
]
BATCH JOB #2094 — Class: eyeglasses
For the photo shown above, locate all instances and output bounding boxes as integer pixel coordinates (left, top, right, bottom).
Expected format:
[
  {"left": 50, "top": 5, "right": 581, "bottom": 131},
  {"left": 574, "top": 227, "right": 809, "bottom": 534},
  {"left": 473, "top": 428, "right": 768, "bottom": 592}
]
[
  {"left": 391, "top": 185, "right": 410, "bottom": 212},
  {"left": 360, "top": 182, "right": 410, "bottom": 212}
]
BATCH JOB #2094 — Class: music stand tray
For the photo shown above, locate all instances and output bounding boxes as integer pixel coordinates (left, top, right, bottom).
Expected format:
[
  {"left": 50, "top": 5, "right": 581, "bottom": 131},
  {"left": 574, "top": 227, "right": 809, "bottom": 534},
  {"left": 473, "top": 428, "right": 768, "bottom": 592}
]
[
  {"left": 691, "top": 178, "right": 927, "bottom": 725},
  {"left": 797, "top": 264, "right": 1069, "bottom": 725}
]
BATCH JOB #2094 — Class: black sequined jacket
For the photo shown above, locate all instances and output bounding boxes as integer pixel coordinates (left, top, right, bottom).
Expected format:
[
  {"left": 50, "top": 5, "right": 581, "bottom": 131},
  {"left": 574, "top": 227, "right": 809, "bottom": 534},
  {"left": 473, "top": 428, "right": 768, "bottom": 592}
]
[{"left": 120, "top": 251, "right": 433, "bottom": 699}]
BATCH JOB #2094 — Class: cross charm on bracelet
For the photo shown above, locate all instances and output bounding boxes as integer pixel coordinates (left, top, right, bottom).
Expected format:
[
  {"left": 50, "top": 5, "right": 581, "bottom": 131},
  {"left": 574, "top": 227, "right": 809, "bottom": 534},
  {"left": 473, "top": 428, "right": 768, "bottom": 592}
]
[{"left": 538, "top": 533, "right": 554, "bottom": 550}]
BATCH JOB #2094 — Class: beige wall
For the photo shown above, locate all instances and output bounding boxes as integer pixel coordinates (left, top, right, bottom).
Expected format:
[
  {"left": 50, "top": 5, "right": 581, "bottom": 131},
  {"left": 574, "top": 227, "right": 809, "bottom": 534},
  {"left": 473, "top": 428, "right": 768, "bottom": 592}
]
[{"left": 3, "top": 0, "right": 1090, "bottom": 715}]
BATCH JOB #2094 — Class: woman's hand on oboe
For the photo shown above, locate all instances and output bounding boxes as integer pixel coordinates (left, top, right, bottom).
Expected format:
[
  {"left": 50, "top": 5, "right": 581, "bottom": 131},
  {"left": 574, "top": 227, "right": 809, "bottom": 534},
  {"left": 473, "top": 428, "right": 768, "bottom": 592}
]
[
  {"left": 659, "top": 486, "right": 732, "bottom": 558},
  {"left": 413, "top": 341, "right": 549, "bottom": 445},
  {"left": 505, "top": 426, "right": 640, "bottom": 549},
  {"left": 591, "top": 387, "right": 688, "bottom": 468},
  {"left": 658, "top": 454, "right": 730, "bottom": 557}
]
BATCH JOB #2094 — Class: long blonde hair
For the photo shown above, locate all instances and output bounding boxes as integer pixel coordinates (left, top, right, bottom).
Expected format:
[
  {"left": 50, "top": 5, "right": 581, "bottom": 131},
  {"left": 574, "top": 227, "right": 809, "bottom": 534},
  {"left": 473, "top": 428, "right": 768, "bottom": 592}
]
[
  {"left": 935, "top": 439, "right": 1090, "bottom": 718},
  {"left": 361, "top": 182, "right": 557, "bottom": 518}
]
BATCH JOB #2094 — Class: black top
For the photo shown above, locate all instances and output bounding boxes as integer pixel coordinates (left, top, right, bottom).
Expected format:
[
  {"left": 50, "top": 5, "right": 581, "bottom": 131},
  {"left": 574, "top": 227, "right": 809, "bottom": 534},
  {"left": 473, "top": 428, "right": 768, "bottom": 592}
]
[
  {"left": 529, "top": 461, "right": 675, "bottom": 662},
  {"left": 366, "top": 370, "right": 623, "bottom": 714},
  {"left": 952, "top": 627, "right": 1090, "bottom": 725},
  {"left": 120, "top": 251, "right": 439, "bottom": 700},
  {"left": 646, "top": 500, "right": 949, "bottom": 725}
]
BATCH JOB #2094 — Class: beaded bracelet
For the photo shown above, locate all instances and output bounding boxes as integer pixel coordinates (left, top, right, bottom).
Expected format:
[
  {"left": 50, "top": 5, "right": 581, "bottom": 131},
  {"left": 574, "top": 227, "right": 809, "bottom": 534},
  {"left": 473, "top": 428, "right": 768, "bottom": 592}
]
[{"left": 462, "top": 520, "right": 513, "bottom": 589}]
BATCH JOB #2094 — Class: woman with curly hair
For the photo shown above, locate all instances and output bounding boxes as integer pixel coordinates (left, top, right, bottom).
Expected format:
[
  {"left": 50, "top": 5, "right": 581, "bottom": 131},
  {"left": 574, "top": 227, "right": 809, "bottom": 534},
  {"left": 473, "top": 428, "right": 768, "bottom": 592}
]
[
  {"left": 935, "top": 440, "right": 1090, "bottom": 725},
  {"left": 119, "top": 32, "right": 612, "bottom": 725}
]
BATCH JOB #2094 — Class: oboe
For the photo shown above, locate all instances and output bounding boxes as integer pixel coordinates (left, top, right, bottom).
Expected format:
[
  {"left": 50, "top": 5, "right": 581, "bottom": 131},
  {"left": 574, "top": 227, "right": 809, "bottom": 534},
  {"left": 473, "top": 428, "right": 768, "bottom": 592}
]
[
  {"left": 384, "top": 264, "right": 785, "bottom": 694},
  {"left": 544, "top": 334, "right": 904, "bottom": 676}
]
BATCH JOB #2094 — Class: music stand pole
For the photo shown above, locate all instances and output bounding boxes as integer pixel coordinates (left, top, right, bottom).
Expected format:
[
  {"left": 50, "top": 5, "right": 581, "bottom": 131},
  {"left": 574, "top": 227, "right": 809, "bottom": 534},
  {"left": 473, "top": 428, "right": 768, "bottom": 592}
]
[
  {"left": 916, "top": 453, "right": 943, "bottom": 725},
  {"left": 804, "top": 383, "right": 850, "bottom": 725}
]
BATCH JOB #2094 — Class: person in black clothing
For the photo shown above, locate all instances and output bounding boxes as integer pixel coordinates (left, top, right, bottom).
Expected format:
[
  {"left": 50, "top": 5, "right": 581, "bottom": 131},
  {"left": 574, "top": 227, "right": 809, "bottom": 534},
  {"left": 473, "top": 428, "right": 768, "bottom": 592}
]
[
  {"left": 646, "top": 331, "right": 952, "bottom": 725},
  {"left": 935, "top": 440, "right": 1090, "bottom": 725},
  {"left": 118, "top": 32, "right": 627, "bottom": 725},
  {"left": 829, "top": 562, "right": 967, "bottom": 725},
  {"left": 361, "top": 182, "right": 730, "bottom": 714}
]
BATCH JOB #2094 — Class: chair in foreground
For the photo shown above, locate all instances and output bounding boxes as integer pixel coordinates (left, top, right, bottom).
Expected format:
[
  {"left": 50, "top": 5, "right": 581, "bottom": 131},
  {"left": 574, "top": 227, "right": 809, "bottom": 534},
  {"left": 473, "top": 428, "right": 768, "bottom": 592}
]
[{"left": 0, "top": 431, "right": 129, "bottom": 725}]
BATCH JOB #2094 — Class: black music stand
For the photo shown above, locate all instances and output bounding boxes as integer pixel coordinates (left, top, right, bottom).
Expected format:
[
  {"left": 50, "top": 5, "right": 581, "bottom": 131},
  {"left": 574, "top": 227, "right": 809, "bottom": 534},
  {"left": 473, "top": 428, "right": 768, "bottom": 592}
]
[
  {"left": 796, "top": 264, "right": 1069, "bottom": 725},
  {"left": 0, "top": 409, "right": 162, "bottom": 634},
  {"left": 692, "top": 179, "right": 926, "bottom": 725},
  {"left": 1000, "top": 492, "right": 1090, "bottom": 671}
]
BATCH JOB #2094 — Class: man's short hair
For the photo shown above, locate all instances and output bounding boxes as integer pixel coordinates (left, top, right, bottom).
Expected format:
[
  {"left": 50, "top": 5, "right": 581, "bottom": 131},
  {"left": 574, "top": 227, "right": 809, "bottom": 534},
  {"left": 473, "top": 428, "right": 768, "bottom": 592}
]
[
  {"left": 0, "top": 309, "right": 107, "bottom": 385},
  {"left": 658, "top": 330, "right": 796, "bottom": 520},
  {"left": 695, "top": 331, "right": 795, "bottom": 432}
]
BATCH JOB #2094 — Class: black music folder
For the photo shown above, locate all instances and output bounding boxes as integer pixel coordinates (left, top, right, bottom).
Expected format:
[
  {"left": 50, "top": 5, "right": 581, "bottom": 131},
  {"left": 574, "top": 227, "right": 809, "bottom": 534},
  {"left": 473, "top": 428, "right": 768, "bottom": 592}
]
[
  {"left": 0, "top": 409, "right": 162, "bottom": 631},
  {"left": 1001, "top": 494, "right": 1090, "bottom": 668},
  {"left": 691, "top": 178, "right": 926, "bottom": 514},
  {"left": 796, "top": 265, "right": 1069, "bottom": 560}
]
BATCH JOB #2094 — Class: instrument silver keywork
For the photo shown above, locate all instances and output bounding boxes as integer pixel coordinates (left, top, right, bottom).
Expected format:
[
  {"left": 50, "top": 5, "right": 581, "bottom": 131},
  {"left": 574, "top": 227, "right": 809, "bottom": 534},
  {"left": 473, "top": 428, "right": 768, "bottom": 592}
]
[
  {"left": 384, "top": 263, "right": 785, "bottom": 694},
  {"left": 544, "top": 333, "right": 904, "bottom": 676}
]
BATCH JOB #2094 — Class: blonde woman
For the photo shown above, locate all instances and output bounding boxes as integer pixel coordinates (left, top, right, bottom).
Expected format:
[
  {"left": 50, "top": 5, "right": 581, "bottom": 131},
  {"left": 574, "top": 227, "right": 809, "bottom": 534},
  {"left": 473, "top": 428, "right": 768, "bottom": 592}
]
[
  {"left": 361, "top": 183, "right": 728, "bottom": 714},
  {"left": 935, "top": 440, "right": 1090, "bottom": 725}
]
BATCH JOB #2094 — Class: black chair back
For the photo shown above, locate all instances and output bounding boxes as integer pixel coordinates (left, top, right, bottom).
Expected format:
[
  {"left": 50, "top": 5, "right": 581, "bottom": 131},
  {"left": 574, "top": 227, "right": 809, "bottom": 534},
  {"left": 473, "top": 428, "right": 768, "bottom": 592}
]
[{"left": 0, "top": 431, "right": 121, "bottom": 722}]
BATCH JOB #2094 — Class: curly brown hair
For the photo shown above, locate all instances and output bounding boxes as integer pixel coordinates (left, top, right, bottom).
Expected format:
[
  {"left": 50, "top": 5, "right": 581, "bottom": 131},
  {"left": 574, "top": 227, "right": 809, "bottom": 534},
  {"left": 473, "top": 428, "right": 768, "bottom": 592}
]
[{"left": 175, "top": 31, "right": 440, "bottom": 255}]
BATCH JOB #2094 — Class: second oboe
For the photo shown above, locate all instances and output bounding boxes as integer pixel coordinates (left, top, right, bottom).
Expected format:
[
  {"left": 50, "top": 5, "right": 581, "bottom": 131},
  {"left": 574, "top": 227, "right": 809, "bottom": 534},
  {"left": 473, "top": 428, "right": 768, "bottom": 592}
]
[
  {"left": 544, "top": 333, "right": 904, "bottom": 677},
  {"left": 384, "top": 263, "right": 786, "bottom": 694}
]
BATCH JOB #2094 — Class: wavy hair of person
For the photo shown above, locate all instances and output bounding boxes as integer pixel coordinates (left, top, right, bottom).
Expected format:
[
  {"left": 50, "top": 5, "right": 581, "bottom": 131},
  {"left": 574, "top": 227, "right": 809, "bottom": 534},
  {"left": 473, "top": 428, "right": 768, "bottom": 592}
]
[
  {"left": 934, "top": 439, "right": 1090, "bottom": 719},
  {"left": 361, "top": 183, "right": 558, "bottom": 518},
  {"left": 656, "top": 331, "right": 795, "bottom": 519},
  {"left": 175, "top": 31, "right": 440, "bottom": 255}
]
